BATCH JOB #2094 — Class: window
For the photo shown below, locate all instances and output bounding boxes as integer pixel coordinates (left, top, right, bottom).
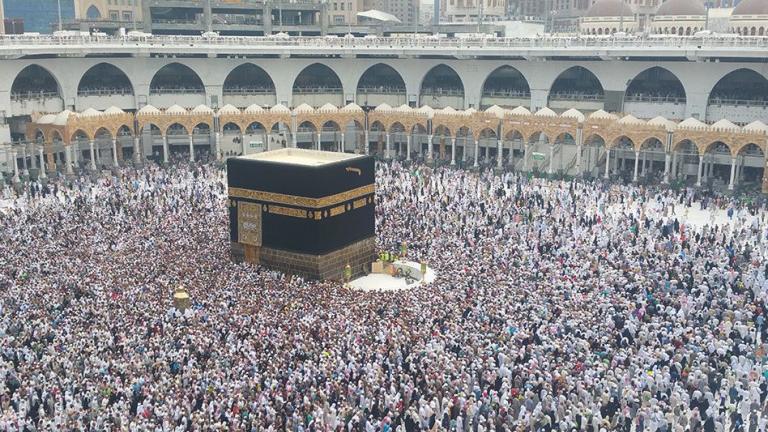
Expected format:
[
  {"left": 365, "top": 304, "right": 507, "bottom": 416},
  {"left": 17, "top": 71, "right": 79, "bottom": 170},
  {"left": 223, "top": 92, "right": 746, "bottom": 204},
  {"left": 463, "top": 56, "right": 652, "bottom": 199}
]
[
  {"left": 340, "top": 2, "right": 344, "bottom": 10},
  {"left": 349, "top": 2, "right": 352, "bottom": 10},
  {"left": 123, "top": 11, "right": 133, "bottom": 21},
  {"left": 109, "top": 10, "right": 119, "bottom": 20},
  {"left": 333, "top": 15, "right": 345, "bottom": 23},
  {"left": 333, "top": 2, "right": 337, "bottom": 10}
]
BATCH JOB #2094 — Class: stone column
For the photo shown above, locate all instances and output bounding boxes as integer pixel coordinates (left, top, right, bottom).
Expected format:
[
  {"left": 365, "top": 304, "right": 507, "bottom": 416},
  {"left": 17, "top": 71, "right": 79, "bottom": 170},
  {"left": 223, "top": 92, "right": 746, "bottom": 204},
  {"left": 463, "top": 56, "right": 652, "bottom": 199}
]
[
  {"left": 663, "top": 152, "right": 671, "bottom": 184},
  {"left": 112, "top": 138, "right": 119, "bottom": 166},
  {"left": 38, "top": 148, "right": 47, "bottom": 179},
  {"left": 548, "top": 143, "right": 554, "bottom": 174},
  {"left": 385, "top": 133, "right": 391, "bottom": 159},
  {"left": 474, "top": 139, "right": 479, "bottom": 167},
  {"left": 450, "top": 137, "right": 456, "bottom": 165},
  {"left": 133, "top": 136, "right": 141, "bottom": 163},
  {"left": 11, "top": 150, "right": 19, "bottom": 182},
  {"left": 633, "top": 150, "right": 640, "bottom": 182},
  {"left": 340, "top": 132, "right": 345, "bottom": 153},
  {"left": 215, "top": 132, "right": 221, "bottom": 159},
  {"left": 575, "top": 145, "right": 583, "bottom": 176},
  {"left": 696, "top": 154, "right": 704, "bottom": 187},
  {"left": 523, "top": 143, "right": 529, "bottom": 172},
  {"left": 671, "top": 151, "right": 678, "bottom": 179},
  {"left": 364, "top": 130, "right": 370, "bottom": 155},
  {"left": 406, "top": 135, "right": 411, "bottom": 161},
  {"left": 604, "top": 147, "right": 611, "bottom": 179},
  {"left": 317, "top": 132, "right": 322, "bottom": 151},
  {"left": 188, "top": 135, "right": 195, "bottom": 162},
  {"left": 89, "top": 140, "right": 96, "bottom": 170},
  {"left": 729, "top": 156, "right": 737, "bottom": 190},
  {"left": 163, "top": 135, "right": 169, "bottom": 164},
  {"left": 427, "top": 135, "right": 433, "bottom": 161},
  {"left": 65, "top": 146, "right": 73, "bottom": 175},
  {"left": 497, "top": 139, "right": 503, "bottom": 169},
  {"left": 462, "top": 138, "right": 467, "bottom": 163}
]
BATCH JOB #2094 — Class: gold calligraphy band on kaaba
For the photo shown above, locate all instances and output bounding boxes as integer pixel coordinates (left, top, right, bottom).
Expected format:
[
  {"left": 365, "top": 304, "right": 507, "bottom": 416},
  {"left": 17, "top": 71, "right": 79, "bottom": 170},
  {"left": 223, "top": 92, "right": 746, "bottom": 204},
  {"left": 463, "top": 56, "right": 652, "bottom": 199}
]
[{"left": 228, "top": 184, "right": 375, "bottom": 209}]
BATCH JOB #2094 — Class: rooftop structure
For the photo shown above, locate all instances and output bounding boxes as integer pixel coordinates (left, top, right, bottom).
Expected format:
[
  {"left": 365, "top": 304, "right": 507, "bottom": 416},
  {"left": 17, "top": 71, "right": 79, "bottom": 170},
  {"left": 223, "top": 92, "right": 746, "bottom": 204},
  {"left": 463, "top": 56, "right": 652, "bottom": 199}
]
[{"left": 242, "top": 147, "right": 363, "bottom": 166}]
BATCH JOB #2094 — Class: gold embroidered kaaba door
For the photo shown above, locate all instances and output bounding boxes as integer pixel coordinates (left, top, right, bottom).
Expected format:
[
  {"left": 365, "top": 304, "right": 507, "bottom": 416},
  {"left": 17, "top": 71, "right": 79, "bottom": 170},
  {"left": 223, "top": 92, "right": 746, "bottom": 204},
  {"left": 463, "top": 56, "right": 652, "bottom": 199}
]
[{"left": 238, "top": 202, "right": 262, "bottom": 264}]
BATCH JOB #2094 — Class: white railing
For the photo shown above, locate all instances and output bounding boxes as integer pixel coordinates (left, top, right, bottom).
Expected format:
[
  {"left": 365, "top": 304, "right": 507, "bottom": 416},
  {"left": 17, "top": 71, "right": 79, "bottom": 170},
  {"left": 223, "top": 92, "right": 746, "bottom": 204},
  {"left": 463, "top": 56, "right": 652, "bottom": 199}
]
[
  {"left": 149, "top": 87, "right": 205, "bottom": 95},
  {"left": 624, "top": 94, "right": 685, "bottom": 104},
  {"left": 77, "top": 88, "right": 133, "bottom": 97},
  {"left": 3, "top": 34, "right": 768, "bottom": 51}
]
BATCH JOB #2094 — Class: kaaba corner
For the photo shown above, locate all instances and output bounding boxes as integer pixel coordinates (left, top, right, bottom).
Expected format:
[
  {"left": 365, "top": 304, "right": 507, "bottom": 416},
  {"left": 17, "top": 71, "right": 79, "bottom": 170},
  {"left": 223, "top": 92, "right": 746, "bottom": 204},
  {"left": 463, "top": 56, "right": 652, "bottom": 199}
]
[{"left": 227, "top": 148, "right": 376, "bottom": 281}]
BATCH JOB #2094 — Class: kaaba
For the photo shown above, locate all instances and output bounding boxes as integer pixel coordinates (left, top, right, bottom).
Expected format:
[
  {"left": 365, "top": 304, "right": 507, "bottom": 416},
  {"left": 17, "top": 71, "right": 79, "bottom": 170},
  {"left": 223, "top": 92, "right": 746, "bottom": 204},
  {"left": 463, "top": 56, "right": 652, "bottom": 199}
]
[{"left": 227, "top": 148, "right": 376, "bottom": 280}]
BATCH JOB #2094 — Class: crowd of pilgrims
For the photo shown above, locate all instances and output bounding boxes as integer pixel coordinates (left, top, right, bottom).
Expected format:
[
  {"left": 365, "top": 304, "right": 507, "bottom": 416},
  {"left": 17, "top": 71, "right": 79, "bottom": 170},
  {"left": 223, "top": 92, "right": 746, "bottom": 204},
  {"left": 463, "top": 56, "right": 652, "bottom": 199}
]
[{"left": 1, "top": 158, "right": 768, "bottom": 432}]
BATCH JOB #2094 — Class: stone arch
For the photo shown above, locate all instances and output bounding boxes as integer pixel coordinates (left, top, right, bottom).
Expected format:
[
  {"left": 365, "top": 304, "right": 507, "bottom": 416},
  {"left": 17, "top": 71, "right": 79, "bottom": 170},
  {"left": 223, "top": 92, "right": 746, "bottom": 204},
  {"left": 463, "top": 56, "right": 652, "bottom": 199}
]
[
  {"left": 708, "top": 68, "right": 768, "bottom": 106},
  {"left": 701, "top": 140, "right": 733, "bottom": 157},
  {"left": 150, "top": 63, "right": 205, "bottom": 94},
  {"left": 77, "top": 63, "right": 134, "bottom": 96},
  {"left": 356, "top": 63, "right": 406, "bottom": 93},
  {"left": 293, "top": 63, "right": 343, "bottom": 94},
  {"left": 548, "top": 66, "right": 604, "bottom": 104},
  {"left": 94, "top": 127, "right": 112, "bottom": 139},
  {"left": 116, "top": 124, "right": 133, "bottom": 137},
  {"left": 70, "top": 129, "right": 91, "bottom": 143},
  {"left": 11, "top": 65, "right": 62, "bottom": 99},
  {"left": 85, "top": 4, "right": 102, "bottom": 19},
  {"left": 222, "top": 122, "right": 242, "bottom": 134},
  {"left": 166, "top": 123, "right": 189, "bottom": 136},
  {"left": 223, "top": 63, "right": 276, "bottom": 95},
  {"left": 625, "top": 66, "right": 686, "bottom": 103},
  {"left": 420, "top": 64, "right": 465, "bottom": 108},
  {"left": 245, "top": 121, "right": 267, "bottom": 134},
  {"left": 480, "top": 66, "right": 531, "bottom": 107}
]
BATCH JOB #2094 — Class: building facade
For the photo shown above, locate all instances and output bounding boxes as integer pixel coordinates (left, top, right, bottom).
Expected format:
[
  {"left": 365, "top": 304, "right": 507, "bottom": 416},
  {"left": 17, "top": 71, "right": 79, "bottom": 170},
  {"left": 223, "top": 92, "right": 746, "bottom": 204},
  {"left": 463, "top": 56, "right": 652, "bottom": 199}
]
[{"left": 2, "top": 0, "right": 77, "bottom": 33}]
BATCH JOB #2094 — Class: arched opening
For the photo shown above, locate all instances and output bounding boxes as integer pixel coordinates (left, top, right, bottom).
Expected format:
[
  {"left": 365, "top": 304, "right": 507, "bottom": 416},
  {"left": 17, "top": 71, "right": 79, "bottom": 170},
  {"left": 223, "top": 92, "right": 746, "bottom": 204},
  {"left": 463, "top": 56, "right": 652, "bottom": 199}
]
[
  {"left": 708, "top": 69, "right": 768, "bottom": 123},
  {"left": 166, "top": 123, "right": 190, "bottom": 161},
  {"left": 367, "top": 121, "right": 387, "bottom": 156},
  {"left": 142, "top": 124, "right": 162, "bottom": 162},
  {"left": 638, "top": 137, "right": 665, "bottom": 182},
  {"left": 736, "top": 143, "right": 766, "bottom": 188},
  {"left": 85, "top": 5, "right": 101, "bottom": 19},
  {"left": 70, "top": 130, "right": 90, "bottom": 170},
  {"left": 292, "top": 63, "right": 343, "bottom": 107},
  {"left": 456, "top": 126, "right": 474, "bottom": 164},
  {"left": 480, "top": 66, "right": 531, "bottom": 109},
  {"left": 270, "top": 122, "right": 292, "bottom": 151},
  {"left": 11, "top": 65, "right": 61, "bottom": 102},
  {"left": 420, "top": 65, "right": 464, "bottom": 109},
  {"left": 78, "top": 63, "right": 134, "bottom": 97},
  {"left": 412, "top": 124, "right": 428, "bottom": 159},
  {"left": 116, "top": 125, "right": 133, "bottom": 161},
  {"left": 625, "top": 67, "right": 686, "bottom": 106},
  {"left": 548, "top": 66, "right": 604, "bottom": 109},
  {"left": 192, "top": 122, "right": 212, "bottom": 160},
  {"left": 432, "top": 125, "right": 452, "bottom": 161},
  {"left": 243, "top": 121, "right": 267, "bottom": 153},
  {"left": 699, "top": 141, "right": 732, "bottom": 187},
  {"left": 583, "top": 134, "right": 607, "bottom": 179},
  {"left": 478, "top": 128, "right": 497, "bottom": 165},
  {"left": 526, "top": 131, "right": 550, "bottom": 174},
  {"left": 222, "top": 63, "right": 276, "bottom": 107},
  {"left": 296, "top": 121, "right": 318, "bottom": 149},
  {"left": 150, "top": 63, "right": 205, "bottom": 95},
  {"left": 320, "top": 121, "right": 342, "bottom": 152},
  {"left": 388, "top": 122, "right": 406, "bottom": 158},
  {"left": 503, "top": 130, "right": 524, "bottom": 167},
  {"left": 671, "top": 139, "right": 700, "bottom": 185},
  {"left": 356, "top": 64, "right": 406, "bottom": 107},
  {"left": 611, "top": 136, "right": 636, "bottom": 181},
  {"left": 221, "top": 122, "right": 243, "bottom": 156},
  {"left": 93, "top": 127, "right": 114, "bottom": 167}
]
